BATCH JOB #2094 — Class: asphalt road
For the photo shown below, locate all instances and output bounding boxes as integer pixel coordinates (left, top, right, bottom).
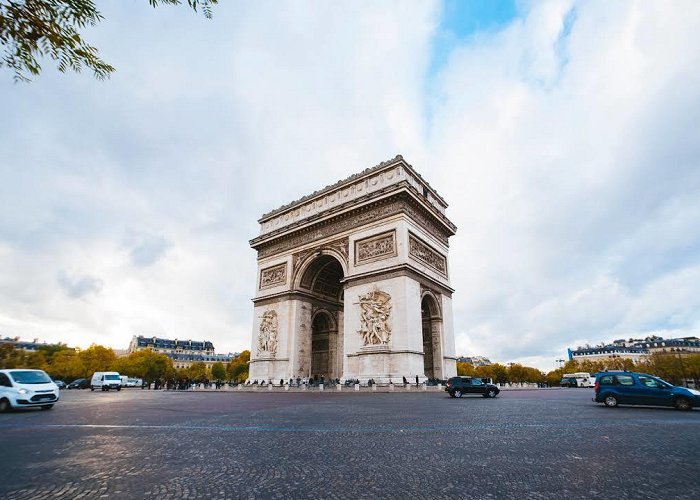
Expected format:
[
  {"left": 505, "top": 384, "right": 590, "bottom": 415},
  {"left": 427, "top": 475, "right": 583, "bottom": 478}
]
[{"left": 0, "top": 388, "right": 698, "bottom": 499}]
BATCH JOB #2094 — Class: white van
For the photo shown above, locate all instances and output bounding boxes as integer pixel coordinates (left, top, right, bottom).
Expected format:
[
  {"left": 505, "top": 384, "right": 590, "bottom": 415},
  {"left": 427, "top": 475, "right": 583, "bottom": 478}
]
[
  {"left": 0, "top": 369, "right": 59, "bottom": 411},
  {"left": 91, "top": 371, "right": 122, "bottom": 391}
]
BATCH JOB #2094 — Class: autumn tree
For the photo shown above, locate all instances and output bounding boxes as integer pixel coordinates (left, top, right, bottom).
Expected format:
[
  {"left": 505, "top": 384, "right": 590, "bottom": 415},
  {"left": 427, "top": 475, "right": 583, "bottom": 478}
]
[
  {"left": 0, "top": 0, "right": 218, "bottom": 81},
  {"left": 456, "top": 362, "right": 475, "bottom": 377},
  {"left": 226, "top": 350, "right": 249, "bottom": 383},
  {"left": 112, "top": 349, "right": 173, "bottom": 384},
  {"left": 78, "top": 344, "right": 116, "bottom": 378},
  {"left": 186, "top": 361, "right": 208, "bottom": 382},
  {"left": 46, "top": 348, "right": 84, "bottom": 381},
  {"left": 211, "top": 361, "right": 226, "bottom": 382}
]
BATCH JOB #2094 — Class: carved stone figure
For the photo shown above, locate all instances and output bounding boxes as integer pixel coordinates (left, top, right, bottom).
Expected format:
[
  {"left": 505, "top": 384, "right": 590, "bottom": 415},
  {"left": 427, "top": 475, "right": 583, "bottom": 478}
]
[
  {"left": 258, "top": 310, "right": 278, "bottom": 356},
  {"left": 357, "top": 289, "right": 392, "bottom": 346}
]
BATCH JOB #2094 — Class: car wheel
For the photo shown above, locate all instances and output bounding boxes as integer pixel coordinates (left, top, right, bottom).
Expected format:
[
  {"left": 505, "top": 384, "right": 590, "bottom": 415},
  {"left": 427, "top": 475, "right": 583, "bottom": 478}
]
[
  {"left": 454, "top": 390, "right": 463, "bottom": 398},
  {"left": 674, "top": 397, "right": 692, "bottom": 411},
  {"left": 603, "top": 395, "right": 618, "bottom": 408},
  {"left": 449, "top": 392, "right": 456, "bottom": 398},
  {"left": 0, "top": 398, "right": 11, "bottom": 412},
  {"left": 117, "top": 387, "right": 121, "bottom": 392},
  {"left": 487, "top": 389, "right": 498, "bottom": 398},
  {"left": 90, "top": 386, "right": 94, "bottom": 391},
  {"left": 41, "top": 404, "right": 54, "bottom": 411}
]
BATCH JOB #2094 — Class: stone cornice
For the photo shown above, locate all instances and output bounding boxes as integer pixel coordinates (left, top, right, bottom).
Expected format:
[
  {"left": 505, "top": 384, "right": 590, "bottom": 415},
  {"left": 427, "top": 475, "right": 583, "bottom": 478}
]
[
  {"left": 258, "top": 155, "right": 448, "bottom": 222},
  {"left": 255, "top": 156, "right": 454, "bottom": 238},
  {"left": 251, "top": 189, "right": 456, "bottom": 258}
]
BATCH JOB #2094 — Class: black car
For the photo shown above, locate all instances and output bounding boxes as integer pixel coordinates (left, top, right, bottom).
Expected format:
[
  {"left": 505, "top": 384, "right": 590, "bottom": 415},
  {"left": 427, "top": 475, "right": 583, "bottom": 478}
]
[
  {"left": 67, "top": 378, "right": 90, "bottom": 390},
  {"left": 560, "top": 377, "right": 578, "bottom": 388},
  {"left": 445, "top": 376, "right": 500, "bottom": 398}
]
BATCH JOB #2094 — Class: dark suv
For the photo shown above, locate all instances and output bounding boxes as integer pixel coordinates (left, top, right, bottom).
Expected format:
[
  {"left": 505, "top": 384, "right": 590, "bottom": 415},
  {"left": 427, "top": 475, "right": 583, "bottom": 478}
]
[{"left": 445, "top": 376, "right": 500, "bottom": 398}]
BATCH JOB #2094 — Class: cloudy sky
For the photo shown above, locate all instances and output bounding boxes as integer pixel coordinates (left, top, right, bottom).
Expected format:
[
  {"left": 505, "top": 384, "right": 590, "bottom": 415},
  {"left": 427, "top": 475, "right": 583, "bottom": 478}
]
[{"left": 1, "top": 0, "right": 699, "bottom": 370}]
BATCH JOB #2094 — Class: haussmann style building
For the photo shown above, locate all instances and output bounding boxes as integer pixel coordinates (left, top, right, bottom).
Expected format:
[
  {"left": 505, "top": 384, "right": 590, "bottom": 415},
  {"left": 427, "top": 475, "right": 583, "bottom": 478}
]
[{"left": 248, "top": 155, "right": 458, "bottom": 384}]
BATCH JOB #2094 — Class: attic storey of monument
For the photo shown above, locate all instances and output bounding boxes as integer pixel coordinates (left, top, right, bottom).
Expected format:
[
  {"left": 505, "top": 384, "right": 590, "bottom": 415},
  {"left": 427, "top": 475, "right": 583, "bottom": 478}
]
[{"left": 248, "top": 155, "right": 458, "bottom": 384}]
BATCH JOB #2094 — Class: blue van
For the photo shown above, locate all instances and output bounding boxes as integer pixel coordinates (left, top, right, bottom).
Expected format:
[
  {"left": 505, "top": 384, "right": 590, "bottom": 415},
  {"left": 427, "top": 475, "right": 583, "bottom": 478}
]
[{"left": 594, "top": 371, "right": 699, "bottom": 410}]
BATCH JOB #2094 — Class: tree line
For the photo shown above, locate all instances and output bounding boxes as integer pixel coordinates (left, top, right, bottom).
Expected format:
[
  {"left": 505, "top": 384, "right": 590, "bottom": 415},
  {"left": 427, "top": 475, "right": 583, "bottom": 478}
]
[
  {"left": 458, "top": 354, "right": 700, "bottom": 387},
  {"left": 0, "top": 343, "right": 250, "bottom": 385}
]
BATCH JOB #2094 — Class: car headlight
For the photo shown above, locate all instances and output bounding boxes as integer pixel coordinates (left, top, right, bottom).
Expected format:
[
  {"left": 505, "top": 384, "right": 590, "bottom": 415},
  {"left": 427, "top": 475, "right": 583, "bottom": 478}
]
[{"left": 18, "top": 388, "right": 29, "bottom": 395}]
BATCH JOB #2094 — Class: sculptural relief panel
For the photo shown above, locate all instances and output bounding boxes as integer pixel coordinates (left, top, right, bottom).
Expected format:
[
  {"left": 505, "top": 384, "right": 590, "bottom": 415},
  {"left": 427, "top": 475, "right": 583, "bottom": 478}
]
[
  {"left": 356, "top": 288, "right": 392, "bottom": 346},
  {"left": 354, "top": 231, "right": 397, "bottom": 266},
  {"left": 259, "top": 263, "right": 287, "bottom": 289},
  {"left": 408, "top": 232, "right": 448, "bottom": 278},
  {"left": 258, "top": 310, "right": 278, "bottom": 357}
]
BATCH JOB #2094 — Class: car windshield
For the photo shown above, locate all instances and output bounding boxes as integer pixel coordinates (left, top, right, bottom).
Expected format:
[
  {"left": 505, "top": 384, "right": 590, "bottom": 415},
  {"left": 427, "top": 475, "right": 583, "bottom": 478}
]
[
  {"left": 10, "top": 370, "right": 52, "bottom": 384},
  {"left": 104, "top": 374, "right": 121, "bottom": 380}
]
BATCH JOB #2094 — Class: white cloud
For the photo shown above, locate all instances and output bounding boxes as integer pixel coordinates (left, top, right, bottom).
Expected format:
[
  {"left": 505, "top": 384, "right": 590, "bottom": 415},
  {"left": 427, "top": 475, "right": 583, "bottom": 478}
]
[{"left": 0, "top": 0, "right": 699, "bottom": 371}]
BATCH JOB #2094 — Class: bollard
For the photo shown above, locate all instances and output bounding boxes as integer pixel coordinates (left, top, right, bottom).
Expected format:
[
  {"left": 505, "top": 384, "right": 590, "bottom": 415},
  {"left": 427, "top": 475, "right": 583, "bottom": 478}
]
[
  {"left": 437, "top": 383, "right": 442, "bottom": 390},
  {"left": 354, "top": 383, "right": 360, "bottom": 391},
  {"left": 422, "top": 384, "right": 427, "bottom": 391},
  {"left": 319, "top": 384, "right": 324, "bottom": 391},
  {"left": 285, "top": 385, "right": 289, "bottom": 391},
  {"left": 337, "top": 384, "right": 342, "bottom": 391},
  {"left": 372, "top": 384, "right": 377, "bottom": 391},
  {"left": 389, "top": 383, "right": 394, "bottom": 391},
  {"left": 405, "top": 384, "right": 411, "bottom": 391},
  {"left": 237, "top": 384, "right": 243, "bottom": 391},
  {"left": 268, "top": 384, "right": 273, "bottom": 391},
  {"left": 303, "top": 384, "right": 308, "bottom": 391}
]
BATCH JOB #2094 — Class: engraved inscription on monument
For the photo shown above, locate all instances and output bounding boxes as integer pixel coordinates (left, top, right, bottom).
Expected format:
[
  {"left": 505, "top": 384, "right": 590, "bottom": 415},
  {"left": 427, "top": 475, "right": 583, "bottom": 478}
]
[
  {"left": 258, "top": 310, "right": 278, "bottom": 356},
  {"left": 355, "top": 231, "right": 396, "bottom": 265},
  {"left": 357, "top": 289, "right": 392, "bottom": 346},
  {"left": 259, "top": 263, "right": 287, "bottom": 289},
  {"left": 408, "top": 232, "right": 447, "bottom": 277}
]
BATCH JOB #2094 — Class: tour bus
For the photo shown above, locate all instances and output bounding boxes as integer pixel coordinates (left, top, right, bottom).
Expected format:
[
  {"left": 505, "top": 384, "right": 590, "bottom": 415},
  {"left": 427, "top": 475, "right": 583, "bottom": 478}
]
[{"left": 561, "top": 372, "right": 596, "bottom": 388}]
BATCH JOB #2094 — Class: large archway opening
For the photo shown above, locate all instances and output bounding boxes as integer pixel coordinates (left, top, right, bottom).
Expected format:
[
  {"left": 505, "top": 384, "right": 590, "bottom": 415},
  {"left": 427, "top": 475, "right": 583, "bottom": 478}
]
[
  {"left": 421, "top": 294, "right": 442, "bottom": 380},
  {"left": 299, "top": 254, "right": 344, "bottom": 380}
]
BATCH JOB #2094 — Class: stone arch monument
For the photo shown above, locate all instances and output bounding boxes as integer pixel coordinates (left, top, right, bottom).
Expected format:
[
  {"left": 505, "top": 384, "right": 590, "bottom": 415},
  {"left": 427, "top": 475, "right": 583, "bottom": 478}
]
[{"left": 248, "top": 155, "right": 457, "bottom": 384}]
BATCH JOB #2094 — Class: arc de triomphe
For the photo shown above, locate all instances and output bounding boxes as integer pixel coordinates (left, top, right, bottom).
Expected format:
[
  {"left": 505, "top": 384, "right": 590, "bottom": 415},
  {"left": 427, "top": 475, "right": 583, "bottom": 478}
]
[{"left": 248, "top": 155, "right": 457, "bottom": 384}]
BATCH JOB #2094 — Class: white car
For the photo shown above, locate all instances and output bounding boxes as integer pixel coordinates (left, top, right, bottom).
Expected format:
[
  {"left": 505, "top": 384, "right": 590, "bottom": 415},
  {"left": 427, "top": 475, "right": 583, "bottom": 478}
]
[{"left": 0, "top": 369, "right": 60, "bottom": 411}]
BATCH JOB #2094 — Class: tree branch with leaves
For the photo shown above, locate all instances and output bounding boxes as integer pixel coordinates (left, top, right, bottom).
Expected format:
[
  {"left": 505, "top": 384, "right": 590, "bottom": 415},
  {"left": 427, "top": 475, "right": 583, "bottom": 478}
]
[{"left": 0, "top": 0, "right": 217, "bottom": 81}]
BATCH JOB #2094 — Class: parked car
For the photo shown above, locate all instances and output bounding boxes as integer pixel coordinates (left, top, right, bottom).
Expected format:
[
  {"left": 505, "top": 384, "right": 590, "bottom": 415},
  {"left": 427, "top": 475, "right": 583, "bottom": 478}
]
[
  {"left": 54, "top": 380, "right": 66, "bottom": 389},
  {"left": 67, "top": 378, "right": 90, "bottom": 390},
  {"left": 90, "top": 372, "right": 122, "bottom": 391},
  {"left": 594, "top": 371, "right": 700, "bottom": 411},
  {"left": 445, "top": 376, "right": 500, "bottom": 398},
  {"left": 0, "top": 369, "right": 60, "bottom": 412},
  {"left": 560, "top": 377, "right": 578, "bottom": 388}
]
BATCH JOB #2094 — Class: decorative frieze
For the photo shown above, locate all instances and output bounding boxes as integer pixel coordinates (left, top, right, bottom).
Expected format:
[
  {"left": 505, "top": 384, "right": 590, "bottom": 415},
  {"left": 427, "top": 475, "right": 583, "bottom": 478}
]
[
  {"left": 357, "top": 288, "right": 392, "bottom": 346},
  {"left": 257, "top": 310, "right": 279, "bottom": 356},
  {"left": 259, "top": 263, "right": 287, "bottom": 289},
  {"left": 354, "top": 231, "right": 396, "bottom": 266},
  {"left": 255, "top": 195, "right": 452, "bottom": 259},
  {"left": 408, "top": 233, "right": 447, "bottom": 277}
]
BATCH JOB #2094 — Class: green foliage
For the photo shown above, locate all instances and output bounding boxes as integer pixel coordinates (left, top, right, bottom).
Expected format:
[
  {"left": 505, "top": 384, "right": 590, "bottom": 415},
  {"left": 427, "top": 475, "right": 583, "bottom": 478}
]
[
  {"left": 185, "top": 361, "right": 208, "bottom": 381},
  {"left": 0, "top": 0, "right": 217, "bottom": 81},
  {"left": 210, "top": 361, "right": 226, "bottom": 381},
  {"left": 112, "top": 349, "right": 173, "bottom": 383},
  {"left": 226, "top": 350, "right": 249, "bottom": 382},
  {"left": 456, "top": 362, "right": 475, "bottom": 377},
  {"left": 78, "top": 344, "right": 117, "bottom": 378}
]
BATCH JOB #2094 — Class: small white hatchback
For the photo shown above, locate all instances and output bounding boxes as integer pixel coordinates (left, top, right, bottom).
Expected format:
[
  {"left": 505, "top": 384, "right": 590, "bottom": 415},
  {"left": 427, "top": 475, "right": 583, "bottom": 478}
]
[{"left": 0, "top": 369, "right": 60, "bottom": 412}]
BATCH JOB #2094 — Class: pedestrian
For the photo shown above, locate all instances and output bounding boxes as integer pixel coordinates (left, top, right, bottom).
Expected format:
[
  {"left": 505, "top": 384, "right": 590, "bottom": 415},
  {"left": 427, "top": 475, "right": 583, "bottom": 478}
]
[{"left": 415, "top": 375, "right": 419, "bottom": 386}]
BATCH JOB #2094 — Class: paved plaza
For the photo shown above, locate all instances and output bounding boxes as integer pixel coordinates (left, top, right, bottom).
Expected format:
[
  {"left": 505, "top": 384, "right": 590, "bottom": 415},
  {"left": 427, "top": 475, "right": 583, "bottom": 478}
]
[{"left": 0, "top": 388, "right": 698, "bottom": 499}]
